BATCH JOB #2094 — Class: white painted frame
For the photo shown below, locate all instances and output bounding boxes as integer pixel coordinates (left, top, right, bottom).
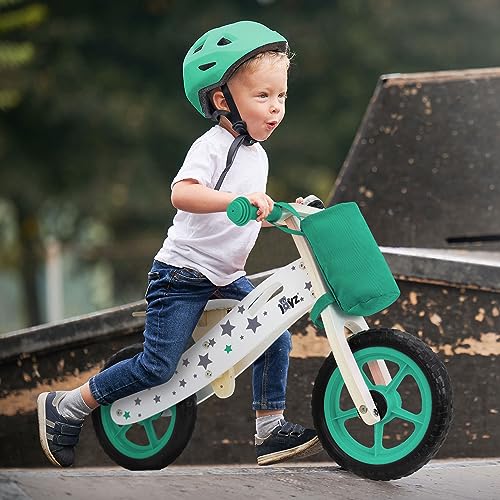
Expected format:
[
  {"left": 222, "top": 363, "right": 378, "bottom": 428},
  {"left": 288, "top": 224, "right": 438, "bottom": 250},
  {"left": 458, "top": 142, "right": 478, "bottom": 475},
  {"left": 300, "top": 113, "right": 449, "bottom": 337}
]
[{"left": 110, "top": 203, "right": 388, "bottom": 426}]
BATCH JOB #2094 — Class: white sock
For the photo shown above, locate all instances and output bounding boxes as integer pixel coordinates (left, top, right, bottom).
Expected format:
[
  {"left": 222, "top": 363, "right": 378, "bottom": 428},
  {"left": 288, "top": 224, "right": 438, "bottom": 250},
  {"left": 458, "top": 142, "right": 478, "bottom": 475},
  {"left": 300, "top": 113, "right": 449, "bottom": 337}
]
[
  {"left": 256, "top": 414, "right": 284, "bottom": 440},
  {"left": 56, "top": 388, "right": 93, "bottom": 422}
]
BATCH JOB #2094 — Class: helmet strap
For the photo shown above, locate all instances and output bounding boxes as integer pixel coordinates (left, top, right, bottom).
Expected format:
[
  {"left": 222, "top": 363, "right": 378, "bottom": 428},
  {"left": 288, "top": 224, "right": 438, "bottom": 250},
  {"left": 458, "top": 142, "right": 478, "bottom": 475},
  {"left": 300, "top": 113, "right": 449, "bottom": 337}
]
[
  {"left": 212, "top": 84, "right": 258, "bottom": 191},
  {"left": 212, "top": 84, "right": 259, "bottom": 190},
  {"left": 210, "top": 108, "right": 230, "bottom": 123},
  {"left": 214, "top": 134, "right": 248, "bottom": 191},
  {"left": 221, "top": 84, "right": 256, "bottom": 146}
]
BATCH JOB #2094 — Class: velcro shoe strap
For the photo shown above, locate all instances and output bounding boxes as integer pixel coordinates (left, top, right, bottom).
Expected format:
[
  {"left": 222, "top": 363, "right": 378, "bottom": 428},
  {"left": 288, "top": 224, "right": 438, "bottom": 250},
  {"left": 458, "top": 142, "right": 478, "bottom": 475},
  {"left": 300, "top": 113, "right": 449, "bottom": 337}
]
[
  {"left": 49, "top": 432, "right": 80, "bottom": 446},
  {"left": 52, "top": 420, "right": 83, "bottom": 436},
  {"left": 278, "top": 422, "right": 294, "bottom": 436},
  {"left": 290, "top": 424, "right": 305, "bottom": 437}
]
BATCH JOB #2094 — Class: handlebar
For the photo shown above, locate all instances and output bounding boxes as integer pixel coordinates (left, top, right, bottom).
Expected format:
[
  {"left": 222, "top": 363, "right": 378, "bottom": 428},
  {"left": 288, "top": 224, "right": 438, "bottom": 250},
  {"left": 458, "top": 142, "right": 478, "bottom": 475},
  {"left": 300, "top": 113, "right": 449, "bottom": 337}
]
[{"left": 226, "top": 197, "right": 283, "bottom": 226}]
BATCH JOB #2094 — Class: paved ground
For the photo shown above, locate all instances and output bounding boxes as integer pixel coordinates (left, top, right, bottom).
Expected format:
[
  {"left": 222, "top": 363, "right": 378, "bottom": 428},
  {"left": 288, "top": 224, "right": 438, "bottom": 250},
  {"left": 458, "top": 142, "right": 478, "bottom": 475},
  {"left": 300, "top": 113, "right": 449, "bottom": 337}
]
[{"left": 1, "top": 459, "right": 499, "bottom": 500}]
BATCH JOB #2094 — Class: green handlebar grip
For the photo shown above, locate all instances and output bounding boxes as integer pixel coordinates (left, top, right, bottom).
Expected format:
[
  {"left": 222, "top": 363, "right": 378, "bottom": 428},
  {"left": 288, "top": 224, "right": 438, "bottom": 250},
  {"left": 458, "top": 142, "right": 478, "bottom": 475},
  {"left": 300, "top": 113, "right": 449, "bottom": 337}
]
[{"left": 227, "top": 196, "right": 283, "bottom": 226}]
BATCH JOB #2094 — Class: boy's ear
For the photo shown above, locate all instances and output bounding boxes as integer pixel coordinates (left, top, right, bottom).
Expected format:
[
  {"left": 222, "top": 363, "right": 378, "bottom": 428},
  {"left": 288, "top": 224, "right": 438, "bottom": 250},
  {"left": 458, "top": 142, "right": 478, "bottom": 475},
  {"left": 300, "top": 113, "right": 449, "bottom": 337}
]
[{"left": 211, "top": 88, "right": 229, "bottom": 112}]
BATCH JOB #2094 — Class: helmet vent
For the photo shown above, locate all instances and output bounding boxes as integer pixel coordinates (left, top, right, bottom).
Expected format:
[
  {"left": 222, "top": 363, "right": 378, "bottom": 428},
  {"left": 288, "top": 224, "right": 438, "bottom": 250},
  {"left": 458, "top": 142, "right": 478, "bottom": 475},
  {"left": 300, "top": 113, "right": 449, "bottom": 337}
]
[
  {"left": 217, "top": 37, "right": 232, "bottom": 46},
  {"left": 193, "top": 43, "right": 204, "bottom": 54},
  {"left": 199, "top": 62, "right": 216, "bottom": 71}
]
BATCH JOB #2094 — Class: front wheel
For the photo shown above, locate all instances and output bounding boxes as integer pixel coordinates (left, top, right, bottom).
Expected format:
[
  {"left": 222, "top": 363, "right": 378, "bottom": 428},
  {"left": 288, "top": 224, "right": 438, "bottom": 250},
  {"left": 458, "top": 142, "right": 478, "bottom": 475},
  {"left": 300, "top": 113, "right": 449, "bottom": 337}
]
[
  {"left": 92, "top": 344, "right": 197, "bottom": 470},
  {"left": 312, "top": 328, "right": 453, "bottom": 480}
]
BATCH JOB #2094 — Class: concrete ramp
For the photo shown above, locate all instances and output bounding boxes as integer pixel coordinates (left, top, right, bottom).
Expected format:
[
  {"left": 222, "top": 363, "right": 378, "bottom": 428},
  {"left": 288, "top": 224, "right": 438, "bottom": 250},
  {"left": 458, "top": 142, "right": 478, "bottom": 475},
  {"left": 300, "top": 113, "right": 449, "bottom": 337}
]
[
  {"left": 331, "top": 68, "right": 500, "bottom": 250},
  {"left": 1, "top": 460, "right": 498, "bottom": 500}
]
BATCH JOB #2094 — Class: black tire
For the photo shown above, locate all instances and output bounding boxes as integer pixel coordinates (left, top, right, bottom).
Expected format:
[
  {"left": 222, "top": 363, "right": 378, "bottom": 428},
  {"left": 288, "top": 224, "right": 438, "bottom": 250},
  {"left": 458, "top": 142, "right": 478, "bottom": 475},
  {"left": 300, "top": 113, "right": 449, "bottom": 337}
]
[
  {"left": 312, "top": 329, "right": 453, "bottom": 480},
  {"left": 92, "top": 344, "right": 197, "bottom": 470}
]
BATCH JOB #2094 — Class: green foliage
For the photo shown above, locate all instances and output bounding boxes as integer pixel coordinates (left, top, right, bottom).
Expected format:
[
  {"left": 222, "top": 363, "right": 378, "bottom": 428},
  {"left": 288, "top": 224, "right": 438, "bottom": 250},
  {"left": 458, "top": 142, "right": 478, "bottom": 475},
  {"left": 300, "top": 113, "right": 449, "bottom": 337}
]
[
  {"left": 0, "top": 42, "right": 33, "bottom": 67},
  {"left": 3, "top": 0, "right": 500, "bottom": 326},
  {"left": 0, "top": 2, "right": 46, "bottom": 32},
  {"left": 0, "top": 1, "right": 46, "bottom": 109}
]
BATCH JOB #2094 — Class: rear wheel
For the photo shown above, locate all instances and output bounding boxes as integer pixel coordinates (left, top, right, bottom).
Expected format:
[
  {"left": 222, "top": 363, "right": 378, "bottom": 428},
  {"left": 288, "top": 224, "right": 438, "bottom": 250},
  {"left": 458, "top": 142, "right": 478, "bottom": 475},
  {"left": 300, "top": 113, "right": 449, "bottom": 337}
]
[
  {"left": 312, "top": 329, "right": 453, "bottom": 480},
  {"left": 92, "top": 344, "right": 197, "bottom": 470}
]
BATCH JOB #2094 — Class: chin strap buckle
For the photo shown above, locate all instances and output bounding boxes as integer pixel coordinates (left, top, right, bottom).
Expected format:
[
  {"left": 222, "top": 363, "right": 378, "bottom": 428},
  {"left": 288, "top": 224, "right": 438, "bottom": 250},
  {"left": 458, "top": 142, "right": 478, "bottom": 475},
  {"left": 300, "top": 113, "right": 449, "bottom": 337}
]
[{"left": 231, "top": 120, "right": 256, "bottom": 145}]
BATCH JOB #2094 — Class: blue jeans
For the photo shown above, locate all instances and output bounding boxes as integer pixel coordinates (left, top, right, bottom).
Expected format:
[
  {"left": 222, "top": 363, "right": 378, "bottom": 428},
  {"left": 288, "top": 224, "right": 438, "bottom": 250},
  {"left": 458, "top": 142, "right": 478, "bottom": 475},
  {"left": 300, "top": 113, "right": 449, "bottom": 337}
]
[{"left": 89, "top": 260, "right": 292, "bottom": 410}]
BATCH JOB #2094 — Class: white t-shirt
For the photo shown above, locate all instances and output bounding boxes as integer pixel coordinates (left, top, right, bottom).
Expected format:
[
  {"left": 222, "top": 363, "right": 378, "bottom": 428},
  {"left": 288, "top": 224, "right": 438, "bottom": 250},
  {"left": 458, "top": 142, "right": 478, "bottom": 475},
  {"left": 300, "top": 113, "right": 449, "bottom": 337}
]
[{"left": 155, "top": 125, "right": 268, "bottom": 286}]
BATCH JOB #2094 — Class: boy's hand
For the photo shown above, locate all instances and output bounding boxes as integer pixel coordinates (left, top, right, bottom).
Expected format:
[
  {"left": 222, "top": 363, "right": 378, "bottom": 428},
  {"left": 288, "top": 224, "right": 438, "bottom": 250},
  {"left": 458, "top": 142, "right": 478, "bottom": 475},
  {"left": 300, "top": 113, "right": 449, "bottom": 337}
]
[{"left": 245, "top": 192, "right": 274, "bottom": 222}]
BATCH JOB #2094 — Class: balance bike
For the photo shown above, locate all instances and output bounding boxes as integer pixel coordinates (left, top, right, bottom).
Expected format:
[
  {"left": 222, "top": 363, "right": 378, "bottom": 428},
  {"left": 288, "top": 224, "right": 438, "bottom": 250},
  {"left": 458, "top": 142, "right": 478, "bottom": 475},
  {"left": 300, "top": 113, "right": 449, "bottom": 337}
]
[{"left": 92, "top": 197, "right": 453, "bottom": 480}]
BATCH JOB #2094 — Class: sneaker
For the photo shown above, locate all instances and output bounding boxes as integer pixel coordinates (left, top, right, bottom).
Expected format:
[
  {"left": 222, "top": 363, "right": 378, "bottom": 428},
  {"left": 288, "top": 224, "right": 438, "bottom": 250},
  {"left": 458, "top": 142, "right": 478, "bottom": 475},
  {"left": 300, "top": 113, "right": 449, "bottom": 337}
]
[
  {"left": 255, "top": 420, "right": 323, "bottom": 466},
  {"left": 37, "top": 392, "right": 83, "bottom": 467}
]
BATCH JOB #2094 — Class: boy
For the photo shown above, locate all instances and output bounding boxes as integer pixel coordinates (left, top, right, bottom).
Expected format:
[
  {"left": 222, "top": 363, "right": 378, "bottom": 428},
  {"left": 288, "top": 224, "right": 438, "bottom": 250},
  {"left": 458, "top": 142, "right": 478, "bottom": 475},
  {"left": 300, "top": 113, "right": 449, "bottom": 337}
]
[{"left": 37, "top": 20, "right": 322, "bottom": 468}]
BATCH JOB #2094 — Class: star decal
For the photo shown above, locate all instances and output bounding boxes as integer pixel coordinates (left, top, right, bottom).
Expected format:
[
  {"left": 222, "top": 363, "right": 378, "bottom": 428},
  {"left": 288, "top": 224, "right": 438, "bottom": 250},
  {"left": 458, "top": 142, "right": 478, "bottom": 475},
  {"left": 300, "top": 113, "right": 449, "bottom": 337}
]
[
  {"left": 238, "top": 305, "right": 245, "bottom": 314},
  {"left": 291, "top": 266, "right": 296, "bottom": 271},
  {"left": 305, "top": 281, "right": 313, "bottom": 291},
  {"left": 221, "top": 320, "right": 235, "bottom": 337},
  {"left": 246, "top": 316, "right": 262, "bottom": 333},
  {"left": 123, "top": 411, "right": 130, "bottom": 420},
  {"left": 134, "top": 398, "right": 141, "bottom": 406},
  {"left": 208, "top": 338, "right": 216, "bottom": 347},
  {"left": 240, "top": 335, "right": 244, "bottom": 340},
  {"left": 193, "top": 373, "right": 198, "bottom": 378},
  {"left": 179, "top": 379, "right": 187, "bottom": 388},
  {"left": 263, "top": 311, "right": 268, "bottom": 316},
  {"left": 224, "top": 345, "right": 232, "bottom": 354},
  {"left": 182, "top": 358, "right": 190, "bottom": 367},
  {"left": 154, "top": 395, "right": 161, "bottom": 403},
  {"left": 198, "top": 353, "right": 213, "bottom": 370},
  {"left": 172, "top": 391, "right": 176, "bottom": 395},
  {"left": 175, "top": 370, "right": 178, "bottom": 375}
]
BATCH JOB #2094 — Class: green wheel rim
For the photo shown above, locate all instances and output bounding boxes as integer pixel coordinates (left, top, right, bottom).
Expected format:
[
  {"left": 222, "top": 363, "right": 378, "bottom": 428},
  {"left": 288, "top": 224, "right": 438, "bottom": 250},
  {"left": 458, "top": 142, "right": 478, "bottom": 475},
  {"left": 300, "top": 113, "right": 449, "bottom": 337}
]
[
  {"left": 324, "top": 347, "right": 432, "bottom": 465},
  {"left": 100, "top": 406, "right": 177, "bottom": 459}
]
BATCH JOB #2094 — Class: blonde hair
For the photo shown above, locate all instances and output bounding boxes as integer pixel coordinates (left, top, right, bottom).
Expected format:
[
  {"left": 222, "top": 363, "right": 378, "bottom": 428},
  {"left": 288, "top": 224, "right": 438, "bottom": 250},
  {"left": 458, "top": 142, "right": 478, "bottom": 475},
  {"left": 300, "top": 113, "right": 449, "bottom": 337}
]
[{"left": 233, "top": 50, "right": 292, "bottom": 77}]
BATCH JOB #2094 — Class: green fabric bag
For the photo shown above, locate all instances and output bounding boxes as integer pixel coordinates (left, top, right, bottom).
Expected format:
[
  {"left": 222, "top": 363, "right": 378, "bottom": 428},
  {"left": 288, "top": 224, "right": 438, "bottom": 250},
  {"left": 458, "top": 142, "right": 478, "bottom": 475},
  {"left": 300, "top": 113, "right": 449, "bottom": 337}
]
[{"left": 274, "top": 202, "right": 400, "bottom": 325}]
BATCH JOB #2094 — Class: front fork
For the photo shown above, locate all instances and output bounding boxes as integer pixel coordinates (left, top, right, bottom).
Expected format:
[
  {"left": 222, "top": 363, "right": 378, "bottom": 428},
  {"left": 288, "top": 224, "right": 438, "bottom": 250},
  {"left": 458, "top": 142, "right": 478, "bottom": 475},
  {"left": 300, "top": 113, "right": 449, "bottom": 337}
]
[{"left": 286, "top": 214, "right": 390, "bottom": 425}]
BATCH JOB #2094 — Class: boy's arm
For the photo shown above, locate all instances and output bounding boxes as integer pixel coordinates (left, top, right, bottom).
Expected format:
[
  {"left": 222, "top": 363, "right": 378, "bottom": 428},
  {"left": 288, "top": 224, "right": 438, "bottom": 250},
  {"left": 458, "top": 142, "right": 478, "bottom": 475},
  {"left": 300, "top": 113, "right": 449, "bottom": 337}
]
[
  {"left": 171, "top": 179, "right": 274, "bottom": 222},
  {"left": 171, "top": 179, "right": 236, "bottom": 213}
]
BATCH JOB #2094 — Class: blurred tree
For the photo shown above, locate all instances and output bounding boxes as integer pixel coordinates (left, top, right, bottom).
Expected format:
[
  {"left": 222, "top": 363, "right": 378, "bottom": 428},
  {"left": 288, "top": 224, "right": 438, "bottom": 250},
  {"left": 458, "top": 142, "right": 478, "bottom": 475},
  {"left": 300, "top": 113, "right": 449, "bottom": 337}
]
[
  {"left": 0, "top": 0, "right": 46, "bottom": 109},
  {"left": 2, "top": 0, "right": 500, "bottom": 328},
  {"left": 0, "top": 0, "right": 46, "bottom": 325}
]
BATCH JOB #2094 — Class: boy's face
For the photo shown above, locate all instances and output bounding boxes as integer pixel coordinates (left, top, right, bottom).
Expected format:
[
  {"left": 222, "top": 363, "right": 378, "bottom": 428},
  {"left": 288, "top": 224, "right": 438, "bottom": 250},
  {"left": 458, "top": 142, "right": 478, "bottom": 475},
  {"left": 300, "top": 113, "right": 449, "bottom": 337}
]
[{"left": 227, "top": 57, "right": 288, "bottom": 142}]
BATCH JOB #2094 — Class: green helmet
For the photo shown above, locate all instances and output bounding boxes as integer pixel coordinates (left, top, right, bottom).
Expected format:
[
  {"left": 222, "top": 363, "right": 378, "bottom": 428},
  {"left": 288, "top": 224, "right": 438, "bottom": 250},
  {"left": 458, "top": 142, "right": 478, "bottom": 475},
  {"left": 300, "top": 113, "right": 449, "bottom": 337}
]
[{"left": 183, "top": 20, "right": 288, "bottom": 118}]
